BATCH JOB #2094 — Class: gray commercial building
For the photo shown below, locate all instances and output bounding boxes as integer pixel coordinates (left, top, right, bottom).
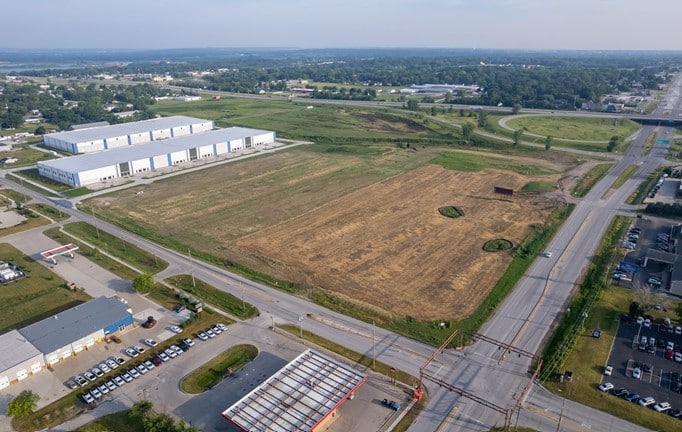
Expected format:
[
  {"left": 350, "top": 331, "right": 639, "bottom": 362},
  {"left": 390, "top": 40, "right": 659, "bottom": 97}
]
[{"left": 0, "top": 330, "right": 45, "bottom": 390}]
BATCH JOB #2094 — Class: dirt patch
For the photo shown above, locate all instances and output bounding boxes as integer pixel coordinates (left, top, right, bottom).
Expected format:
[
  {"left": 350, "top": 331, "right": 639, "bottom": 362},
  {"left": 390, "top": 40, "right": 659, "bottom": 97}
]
[{"left": 237, "top": 165, "right": 553, "bottom": 320}]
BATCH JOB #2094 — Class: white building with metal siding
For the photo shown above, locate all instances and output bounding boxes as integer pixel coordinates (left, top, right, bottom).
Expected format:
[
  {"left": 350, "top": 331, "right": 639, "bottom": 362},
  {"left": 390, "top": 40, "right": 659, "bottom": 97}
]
[
  {"left": 0, "top": 330, "right": 44, "bottom": 389},
  {"left": 37, "top": 127, "right": 276, "bottom": 187},
  {"left": 43, "top": 116, "right": 214, "bottom": 154}
]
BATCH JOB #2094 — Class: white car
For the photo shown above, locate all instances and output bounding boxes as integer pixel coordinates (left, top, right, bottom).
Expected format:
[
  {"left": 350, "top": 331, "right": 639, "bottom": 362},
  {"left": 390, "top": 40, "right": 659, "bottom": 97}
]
[
  {"left": 170, "top": 345, "right": 183, "bottom": 355},
  {"left": 113, "top": 376, "right": 125, "bottom": 387},
  {"left": 598, "top": 382, "right": 614, "bottom": 392},
  {"left": 675, "top": 352, "right": 682, "bottom": 363},
  {"left": 158, "top": 352, "right": 170, "bottom": 362},
  {"left": 125, "top": 347, "right": 139, "bottom": 358},
  {"left": 144, "top": 338, "right": 158, "bottom": 348},
  {"left": 106, "top": 359, "right": 119, "bottom": 370},
  {"left": 653, "top": 402, "right": 671, "bottom": 412},
  {"left": 82, "top": 392, "right": 95, "bottom": 404},
  {"left": 676, "top": 326, "right": 682, "bottom": 335},
  {"left": 636, "top": 316, "right": 644, "bottom": 326},
  {"left": 643, "top": 319, "right": 651, "bottom": 328},
  {"left": 143, "top": 360, "right": 155, "bottom": 370},
  {"left": 542, "top": 251, "right": 553, "bottom": 258},
  {"left": 182, "top": 338, "right": 195, "bottom": 347},
  {"left": 91, "top": 388, "right": 102, "bottom": 399},
  {"left": 197, "top": 332, "right": 208, "bottom": 341},
  {"left": 604, "top": 365, "right": 613, "bottom": 376},
  {"left": 121, "top": 373, "right": 133, "bottom": 383},
  {"left": 632, "top": 367, "right": 641, "bottom": 379},
  {"left": 638, "top": 396, "right": 655, "bottom": 407},
  {"left": 170, "top": 326, "right": 183, "bottom": 334},
  {"left": 133, "top": 345, "right": 146, "bottom": 354},
  {"left": 165, "top": 348, "right": 177, "bottom": 359},
  {"left": 128, "top": 368, "right": 140, "bottom": 379},
  {"left": 216, "top": 323, "right": 227, "bottom": 331},
  {"left": 98, "top": 363, "right": 111, "bottom": 374}
]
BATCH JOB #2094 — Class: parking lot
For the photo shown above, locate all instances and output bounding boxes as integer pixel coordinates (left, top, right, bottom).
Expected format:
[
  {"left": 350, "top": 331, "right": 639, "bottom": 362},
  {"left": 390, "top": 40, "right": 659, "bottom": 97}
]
[{"left": 603, "top": 317, "right": 682, "bottom": 411}]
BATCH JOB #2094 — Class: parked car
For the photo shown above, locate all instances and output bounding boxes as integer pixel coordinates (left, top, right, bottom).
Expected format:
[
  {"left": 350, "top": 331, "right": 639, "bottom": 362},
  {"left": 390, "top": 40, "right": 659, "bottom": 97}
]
[
  {"left": 206, "top": 329, "right": 216, "bottom": 338},
  {"left": 125, "top": 347, "right": 139, "bottom": 358},
  {"left": 121, "top": 372, "right": 133, "bottom": 383},
  {"left": 106, "top": 359, "right": 119, "bottom": 370},
  {"left": 158, "top": 352, "right": 170, "bottom": 362},
  {"left": 92, "top": 368, "right": 104, "bottom": 378},
  {"left": 74, "top": 375, "right": 88, "bottom": 387},
  {"left": 165, "top": 348, "right": 177, "bottom": 359},
  {"left": 197, "top": 332, "right": 208, "bottom": 341},
  {"left": 216, "top": 323, "right": 227, "bottom": 331},
  {"left": 82, "top": 392, "right": 95, "bottom": 404},
  {"left": 668, "top": 408, "right": 682, "bottom": 418},
  {"left": 644, "top": 319, "right": 652, "bottom": 328},
  {"left": 675, "top": 352, "right": 682, "bottom": 363},
  {"left": 113, "top": 376, "right": 125, "bottom": 387},
  {"left": 133, "top": 345, "right": 146, "bottom": 354},
  {"left": 676, "top": 326, "right": 682, "bottom": 335},
  {"left": 136, "top": 364, "right": 148, "bottom": 375},
  {"left": 91, "top": 388, "right": 102, "bottom": 399},
  {"left": 84, "top": 371, "right": 96, "bottom": 382},
  {"left": 643, "top": 363, "right": 652, "bottom": 373},
  {"left": 128, "top": 368, "right": 140, "bottom": 379},
  {"left": 173, "top": 304, "right": 186, "bottom": 313},
  {"left": 98, "top": 363, "right": 110, "bottom": 374},
  {"left": 182, "top": 338, "right": 195, "bottom": 347},
  {"left": 638, "top": 396, "right": 656, "bottom": 407},
  {"left": 653, "top": 402, "right": 671, "bottom": 412},
  {"left": 144, "top": 338, "right": 158, "bottom": 348},
  {"left": 612, "top": 388, "right": 628, "bottom": 397},
  {"left": 170, "top": 345, "right": 183, "bottom": 355},
  {"left": 105, "top": 380, "right": 116, "bottom": 391},
  {"left": 381, "top": 398, "right": 401, "bottom": 411},
  {"left": 143, "top": 360, "right": 155, "bottom": 370},
  {"left": 65, "top": 379, "right": 78, "bottom": 389},
  {"left": 152, "top": 356, "right": 163, "bottom": 366},
  {"left": 632, "top": 367, "right": 642, "bottom": 379},
  {"left": 625, "top": 393, "right": 640, "bottom": 402},
  {"left": 113, "top": 355, "right": 126, "bottom": 365},
  {"left": 179, "top": 341, "right": 191, "bottom": 351},
  {"left": 98, "top": 384, "right": 109, "bottom": 395},
  {"left": 170, "top": 326, "right": 183, "bottom": 334},
  {"left": 636, "top": 317, "right": 644, "bottom": 326},
  {"left": 212, "top": 325, "right": 223, "bottom": 334},
  {"left": 599, "top": 382, "right": 614, "bottom": 392},
  {"left": 604, "top": 365, "right": 613, "bottom": 376}
]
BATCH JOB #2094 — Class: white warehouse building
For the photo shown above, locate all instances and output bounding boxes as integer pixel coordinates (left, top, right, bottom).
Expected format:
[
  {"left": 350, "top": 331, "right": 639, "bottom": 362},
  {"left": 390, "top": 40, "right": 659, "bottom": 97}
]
[
  {"left": 37, "top": 127, "right": 276, "bottom": 187},
  {"left": 0, "top": 330, "right": 44, "bottom": 390},
  {"left": 43, "top": 116, "right": 214, "bottom": 154}
]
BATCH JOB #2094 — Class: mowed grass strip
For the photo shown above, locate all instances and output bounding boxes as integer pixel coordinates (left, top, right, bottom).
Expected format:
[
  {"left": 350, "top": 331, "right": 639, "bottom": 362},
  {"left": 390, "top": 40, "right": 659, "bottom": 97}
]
[
  {"left": 0, "top": 243, "right": 91, "bottom": 334},
  {"left": 165, "top": 275, "right": 258, "bottom": 319},
  {"left": 432, "top": 150, "right": 558, "bottom": 175},
  {"left": 0, "top": 143, "right": 57, "bottom": 167},
  {"left": 278, "top": 324, "right": 418, "bottom": 386},
  {"left": 11, "top": 168, "right": 73, "bottom": 192},
  {"left": 61, "top": 221, "right": 168, "bottom": 274},
  {"left": 520, "top": 181, "right": 557, "bottom": 193},
  {"left": 545, "top": 286, "right": 682, "bottom": 432},
  {"left": 43, "top": 227, "right": 141, "bottom": 281},
  {"left": 506, "top": 116, "right": 640, "bottom": 142},
  {"left": 75, "top": 411, "right": 143, "bottom": 432},
  {"left": 26, "top": 203, "right": 70, "bottom": 222},
  {"left": 180, "top": 344, "right": 258, "bottom": 393},
  {"left": 572, "top": 163, "right": 613, "bottom": 197},
  {"left": 610, "top": 165, "right": 639, "bottom": 190}
]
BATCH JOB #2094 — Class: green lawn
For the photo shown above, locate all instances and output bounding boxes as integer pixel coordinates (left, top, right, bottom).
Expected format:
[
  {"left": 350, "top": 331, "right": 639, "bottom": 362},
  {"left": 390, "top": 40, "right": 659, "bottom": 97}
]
[
  {"left": 75, "top": 411, "right": 143, "bottom": 432},
  {"left": 572, "top": 163, "right": 614, "bottom": 197},
  {"left": 60, "top": 221, "right": 168, "bottom": 274},
  {"left": 26, "top": 203, "right": 70, "bottom": 222},
  {"left": 0, "top": 243, "right": 91, "bottom": 334},
  {"left": 520, "top": 181, "right": 557, "bottom": 193},
  {"left": 11, "top": 168, "right": 74, "bottom": 192},
  {"left": 0, "top": 143, "right": 56, "bottom": 167},
  {"left": 147, "top": 283, "right": 183, "bottom": 310},
  {"left": 505, "top": 116, "right": 640, "bottom": 142},
  {"left": 165, "top": 275, "right": 258, "bottom": 319},
  {"left": 180, "top": 344, "right": 258, "bottom": 393},
  {"left": 609, "top": 165, "right": 639, "bottom": 190},
  {"left": 432, "top": 150, "right": 559, "bottom": 175},
  {"left": 43, "top": 227, "right": 142, "bottom": 281}
]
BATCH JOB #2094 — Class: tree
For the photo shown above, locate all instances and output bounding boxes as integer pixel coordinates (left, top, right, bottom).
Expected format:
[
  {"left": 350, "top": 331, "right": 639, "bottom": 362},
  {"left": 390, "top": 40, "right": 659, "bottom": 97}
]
[
  {"left": 34, "top": 125, "right": 46, "bottom": 135},
  {"left": 461, "top": 122, "right": 475, "bottom": 142},
  {"left": 545, "top": 135, "right": 553, "bottom": 150},
  {"left": 459, "top": 108, "right": 465, "bottom": 117},
  {"left": 406, "top": 99, "right": 420, "bottom": 111},
  {"left": 132, "top": 273, "right": 154, "bottom": 294},
  {"left": 675, "top": 302, "right": 682, "bottom": 323},
  {"left": 607, "top": 135, "right": 620, "bottom": 152},
  {"left": 630, "top": 301, "right": 645, "bottom": 318},
  {"left": 512, "top": 129, "right": 524, "bottom": 146},
  {"left": 512, "top": 103, "right": 521, "bottom": 115},
  {"left": 476, "top": 110, "right": 489, "bottom": 128},
  {"left": 7, "top": 390, "right": 39, "bottom": 417},
  {"left": 430, "top": 106, "right": 437, "bottom": 116}
]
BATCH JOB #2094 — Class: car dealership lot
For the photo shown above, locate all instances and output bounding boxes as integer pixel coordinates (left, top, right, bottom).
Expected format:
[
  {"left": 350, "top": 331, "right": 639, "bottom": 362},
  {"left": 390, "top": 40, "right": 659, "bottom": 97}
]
[{"left": 603, "top": 318, "right": 682, "bottom": 409}]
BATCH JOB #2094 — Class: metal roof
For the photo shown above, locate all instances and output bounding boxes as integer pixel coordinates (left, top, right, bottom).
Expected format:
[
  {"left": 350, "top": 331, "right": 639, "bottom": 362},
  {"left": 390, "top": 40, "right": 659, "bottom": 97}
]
[
  {"left": 68, "top": 121, "right": 110, "bottom": 131},
  {"left": 45, "top": 116, "right": 210, "bottom": 144},
  {"left": 645, "top": 248, "right": 677, "bottom": 265},
  {"left": 38, "top": 127, "right": 273, "bottom": 173},
  {"left": 0, "top": 330, "right": 42, "bottom": 371},
  {"left": 222, "top": 349, "right": 366, "bottom": 432},
  {"left": 17, "top": 297, "right": 132, "bottom": 354}
]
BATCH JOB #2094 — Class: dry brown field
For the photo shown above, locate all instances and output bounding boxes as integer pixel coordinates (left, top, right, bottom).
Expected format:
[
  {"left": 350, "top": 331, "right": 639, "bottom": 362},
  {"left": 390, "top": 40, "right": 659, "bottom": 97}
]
[
  {"left": 88, "top": 146, "right": 568, "bottom": 320},
  {"left": 237, "top": 164, "right": 554, "bottom": 320}
]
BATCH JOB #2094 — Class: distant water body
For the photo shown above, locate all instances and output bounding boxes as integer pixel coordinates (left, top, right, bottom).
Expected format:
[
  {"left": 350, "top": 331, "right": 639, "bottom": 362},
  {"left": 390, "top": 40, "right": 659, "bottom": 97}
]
[{"left": 0, "top": 62, "right": 82, "bottom": 74}]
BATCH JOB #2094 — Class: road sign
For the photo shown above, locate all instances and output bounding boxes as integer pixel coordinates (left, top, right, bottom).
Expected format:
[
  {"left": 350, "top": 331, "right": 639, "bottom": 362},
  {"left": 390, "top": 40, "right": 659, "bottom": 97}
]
[{"left": 656, "top": 139, "right": 670, "bottom": 145}]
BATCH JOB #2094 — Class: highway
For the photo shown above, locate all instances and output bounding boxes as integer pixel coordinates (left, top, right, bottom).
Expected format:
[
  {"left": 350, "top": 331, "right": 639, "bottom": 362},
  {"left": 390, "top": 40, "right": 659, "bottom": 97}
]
[{"left": 2, "top": 74, "right": 681, "bottom": 431}]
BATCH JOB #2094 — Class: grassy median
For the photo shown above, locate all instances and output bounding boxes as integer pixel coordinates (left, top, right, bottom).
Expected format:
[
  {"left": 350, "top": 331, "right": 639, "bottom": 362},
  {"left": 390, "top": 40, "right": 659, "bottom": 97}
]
[{"left": 180, "top": 344, "right": 258, "bottom": 393}]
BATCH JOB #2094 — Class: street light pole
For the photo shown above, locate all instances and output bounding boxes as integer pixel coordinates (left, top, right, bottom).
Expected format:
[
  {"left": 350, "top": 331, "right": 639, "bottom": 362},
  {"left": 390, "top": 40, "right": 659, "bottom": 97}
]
[
  {"left": 372, "top": 320, "right": 376, "bottom": 370},
  {"left": 299, "top": 314, "right": 304, "bottom": 338},
  {"left": 188, "top": 248, "right": 196, "bottom": 288}
]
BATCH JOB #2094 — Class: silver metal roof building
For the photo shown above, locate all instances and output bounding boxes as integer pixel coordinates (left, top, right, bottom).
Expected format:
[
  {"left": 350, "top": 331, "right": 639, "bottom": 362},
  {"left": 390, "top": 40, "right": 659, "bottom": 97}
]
[
  {"left": 43, "top": 116, "right": 214, "bottom": 153},
  {"left": 68, "top": 121, "right": 111, "bottom": 131},
  {"left": 0, "top": 330, "right": 42, "bottom": 372},
  {"left": 39, "top": 127, "right": 271, "bottom": 173},
  {"left": 17, "top": 296, "right": 132, "bottom": 355},
  {"left": 222, "top": 349, "right": 366, "bottom": 432},
  {"left": 37, "top": 126, "right": 276, "bottom": 187}
]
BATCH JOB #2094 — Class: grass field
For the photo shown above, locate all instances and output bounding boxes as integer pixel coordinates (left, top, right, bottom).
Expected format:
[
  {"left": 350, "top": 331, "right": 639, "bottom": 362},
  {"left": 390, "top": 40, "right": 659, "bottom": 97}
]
[
  {"left": 505, "top": 116, "right": 640, "bottom": 142},
  {"left": 43, "top": 227, "right": 143, "bottom": 281},
  {"left": 0, "top": 243, "right": 91, "bottom": 334},
  {"left": 75, "top": 411, "right": 143, "bottom": 432},
  {"left": 572, "top": 163, "right": 614, "bottom": 197},
  {"left": 609, "top": 165, "right": 639, "bottom": 190},
  {"left": 11, "top": 168, "right": 73, "bottom": 192},
  {"left": 432, "top": 150, "right": 560, "bottom": 175},
  {"left": 0, "top": 143, "right": 56, "bottom": 167},
  {"left": 165, "top": 274, "right": 258, "bottom": 319},
  {"left": 26, "top": 203, "right": 70, "bottom": 222},
  {"left": 520, "top": 181, "right": 557, "bottom": 193},
  {"left": 545, "top": 286, "right": 682, "bottom": 431},
  {"left": 60, "top": 221, "right": 168, "bottom": 275},
  {"left": 180, "top": 344, "right": 258, "bottom": 393},
  {"left": 152, "top": 98, "right": 454, "bottom": 142}
]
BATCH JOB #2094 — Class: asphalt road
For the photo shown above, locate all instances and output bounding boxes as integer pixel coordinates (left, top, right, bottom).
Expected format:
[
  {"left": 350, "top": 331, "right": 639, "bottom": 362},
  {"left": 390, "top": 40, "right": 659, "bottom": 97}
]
[{"left": 2, "top": 74, "right": 682, "bottom": 431}]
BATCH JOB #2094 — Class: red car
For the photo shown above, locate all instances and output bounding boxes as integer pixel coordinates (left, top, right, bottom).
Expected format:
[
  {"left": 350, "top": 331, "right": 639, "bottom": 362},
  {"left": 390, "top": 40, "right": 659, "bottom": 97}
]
[{"left": 665, "top": 348, "right": 674, "bottom": 360}]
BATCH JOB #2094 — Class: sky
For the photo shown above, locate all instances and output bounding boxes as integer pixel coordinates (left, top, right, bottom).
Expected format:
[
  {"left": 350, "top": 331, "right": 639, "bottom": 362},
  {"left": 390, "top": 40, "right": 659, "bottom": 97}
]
[{"left": 4, "top": 0, "right": 681, "bottom": 51}]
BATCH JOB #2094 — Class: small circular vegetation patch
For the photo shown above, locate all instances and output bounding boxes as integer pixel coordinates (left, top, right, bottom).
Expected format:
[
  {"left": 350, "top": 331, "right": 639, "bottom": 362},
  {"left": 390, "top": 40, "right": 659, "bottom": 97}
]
[
  {"left": 438, "top": 206, "right": 464, "bottom": 218},
  {"left": 483, "top": 238, "right": 513, "bottom": 252}
]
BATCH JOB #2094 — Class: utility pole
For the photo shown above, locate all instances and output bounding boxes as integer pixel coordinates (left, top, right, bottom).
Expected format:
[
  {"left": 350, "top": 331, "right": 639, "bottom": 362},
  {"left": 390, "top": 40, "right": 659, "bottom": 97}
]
[
  {"left": 91, "top": 208, "right": 100, "bottom": 238},
  {"left": 372, "top": 320, "right": 376, "bottom": 370},
  {"left": 188, "top": 248, "right": 196, "bottom": 288},
  {"left": 299, "top": 315, "right": 304, "bottom": 338}
]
